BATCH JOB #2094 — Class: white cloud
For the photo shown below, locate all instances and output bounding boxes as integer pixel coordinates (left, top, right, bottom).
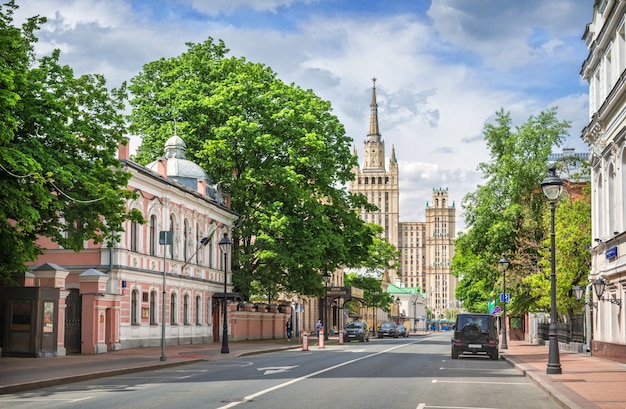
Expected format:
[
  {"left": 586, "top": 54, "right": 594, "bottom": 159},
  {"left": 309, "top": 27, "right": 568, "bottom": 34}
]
[{"left": 11, "top": 0, "right": 592, "bottom": 232}]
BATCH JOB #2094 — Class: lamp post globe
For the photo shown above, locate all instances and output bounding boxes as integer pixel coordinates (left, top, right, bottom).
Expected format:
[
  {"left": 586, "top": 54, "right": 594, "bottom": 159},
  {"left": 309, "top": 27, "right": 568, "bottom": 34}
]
[
  {"left": 219, "top": 233, "right": 232, "bottom": 354},
  {"left": 541, "top": 167, "right": 563, "bottom": 375},
  {"left": 498, "top": 255, "right": 510, "bottom": 349}
]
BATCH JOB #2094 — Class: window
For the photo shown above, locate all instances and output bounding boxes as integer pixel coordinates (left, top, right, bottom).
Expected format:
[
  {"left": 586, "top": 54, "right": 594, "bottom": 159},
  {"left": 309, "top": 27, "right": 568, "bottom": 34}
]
[
  {"left": 149, "top": 215, "right": 157, "bottom": 256},
  {"left": 169, "top": 215, "right": 176, "bottom": 259},
  {"left": 196, "top": 295, "right": 201, "bottom": 325},
  {"left": 131, "top": 290, "right": 139, "bottom": 325},
  {"left": 130, "top": 220, "right": 139, "bottom": 252},
  {"left": 183, "top": 294, "right": 189, "bottom": 325},
  {"left": 150, "top": 291, "right": 157, "bottom": 324},
  {"left": 196, "top": 223, "right": 202, "bottom": 264},
  {"left": 207, "top": 297, "right": 212, "bottom": 325},
  {"left": 183, "top": 220, "right": 190, "bottom": 262},
  {"left": 170, "top": 293, "right": 177, "bottom": 324}
]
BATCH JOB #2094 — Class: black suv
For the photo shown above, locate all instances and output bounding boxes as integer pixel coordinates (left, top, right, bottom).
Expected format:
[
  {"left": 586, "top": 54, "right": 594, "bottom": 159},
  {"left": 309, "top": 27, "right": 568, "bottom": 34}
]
[
  {"left": 451, "top": 313, "right": 499, "bottom": 360},
  {"left": 344, "top": 321, "right": 370, "bottom": 342},
  {"left": 377, "top": 321, "right": 398, "bottom": 338}
]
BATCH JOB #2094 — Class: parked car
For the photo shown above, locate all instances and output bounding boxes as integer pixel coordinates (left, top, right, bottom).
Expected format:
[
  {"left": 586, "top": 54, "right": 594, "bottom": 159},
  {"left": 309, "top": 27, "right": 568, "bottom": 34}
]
[
  {"left": 451, "top": 313, "right": 499, "bottom": 360},
  {"left": 344, "top": 321, "right": 370, "bottom": 342},
  {"left": 377, "top": 321, "right": 398, "bottom": 338},
  {"left": 397, "top": 324, "right": 409, "bottom": 337}
]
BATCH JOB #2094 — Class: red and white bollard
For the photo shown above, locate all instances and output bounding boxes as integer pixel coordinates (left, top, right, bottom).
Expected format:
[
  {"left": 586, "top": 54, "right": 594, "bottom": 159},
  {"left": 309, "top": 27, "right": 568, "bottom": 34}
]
[
  {"left": 302, "top": 331, "right": 309, "bottom": 351},
  {"left": 318, "top": 329, "right": 325, "bottom": 348},
  {"left": 339, "top": 330, "right": 344, "bottom": 344}
]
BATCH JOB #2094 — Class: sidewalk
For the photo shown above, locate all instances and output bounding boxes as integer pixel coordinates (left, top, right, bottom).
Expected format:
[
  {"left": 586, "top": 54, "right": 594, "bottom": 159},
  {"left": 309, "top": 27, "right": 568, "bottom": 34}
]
[
  {"left": 0, "top": 339, "right": 299, "bottom": 395},
  {"left": 1, "top": 337, "right": 625, "bottom": 409},
  {"left": 501, "top": 340, "right": 626, "bottom": 409}
]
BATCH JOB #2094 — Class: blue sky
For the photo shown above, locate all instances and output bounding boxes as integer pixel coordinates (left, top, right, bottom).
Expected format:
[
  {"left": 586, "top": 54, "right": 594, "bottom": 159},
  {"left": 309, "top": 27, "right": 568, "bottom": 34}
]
[{"left": 15, "top": 0, "right": 593, "bottom": 229}]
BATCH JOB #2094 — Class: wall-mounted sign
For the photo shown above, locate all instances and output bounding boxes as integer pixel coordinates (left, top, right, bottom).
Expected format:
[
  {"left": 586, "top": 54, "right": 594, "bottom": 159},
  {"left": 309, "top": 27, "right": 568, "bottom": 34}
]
[{"left": 606, "top": 246, "right": 618, "bottom": 259}]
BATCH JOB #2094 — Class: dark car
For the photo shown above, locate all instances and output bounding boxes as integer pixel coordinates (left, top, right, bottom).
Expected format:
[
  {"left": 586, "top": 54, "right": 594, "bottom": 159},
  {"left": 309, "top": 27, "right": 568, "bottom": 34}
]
[
  {"left": 377, "top": 321, "right": 398, "bottom": 338},
  {"left": 451, "top": 313, "right": 499, "bottom": 360},
  {"left": 397, "top": 324, "right": 409, "bottom": 337},
  {"left": 344, "top": 321, "right": 370, "bottom": 342}
]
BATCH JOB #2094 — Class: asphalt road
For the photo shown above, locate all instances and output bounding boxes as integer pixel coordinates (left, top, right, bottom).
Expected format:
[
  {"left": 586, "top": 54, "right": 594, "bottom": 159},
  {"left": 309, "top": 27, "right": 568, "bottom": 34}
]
[{"left": 0, "top": 333, "right": 562, "bottom": 409}]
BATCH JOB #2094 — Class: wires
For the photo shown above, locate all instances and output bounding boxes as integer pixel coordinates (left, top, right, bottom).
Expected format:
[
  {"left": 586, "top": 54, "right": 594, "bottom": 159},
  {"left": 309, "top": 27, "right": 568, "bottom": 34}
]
[{"left": 1, "top": 162, "right": 107, "bottom": 204}]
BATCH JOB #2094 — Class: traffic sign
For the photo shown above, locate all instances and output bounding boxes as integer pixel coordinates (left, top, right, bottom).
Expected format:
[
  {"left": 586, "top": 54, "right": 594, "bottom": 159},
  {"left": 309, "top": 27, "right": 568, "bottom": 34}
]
[{"left": 499, "top": 293, "right": 510, "bottom": 303}]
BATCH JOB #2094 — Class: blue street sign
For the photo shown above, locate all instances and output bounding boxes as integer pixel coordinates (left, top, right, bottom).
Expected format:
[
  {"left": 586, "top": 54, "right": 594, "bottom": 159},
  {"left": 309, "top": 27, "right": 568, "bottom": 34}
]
[{"left": 499, "top": 293, "right": 510, "bottom": 303}]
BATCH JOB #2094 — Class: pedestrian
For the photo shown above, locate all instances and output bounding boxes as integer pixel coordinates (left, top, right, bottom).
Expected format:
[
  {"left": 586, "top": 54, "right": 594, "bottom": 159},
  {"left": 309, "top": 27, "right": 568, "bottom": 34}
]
[
  {"left": 315, "top": 319, "right": 323, "bottom": 338},
  {"left": 286, "top": 320, "right": 292, "bottom": 341}
]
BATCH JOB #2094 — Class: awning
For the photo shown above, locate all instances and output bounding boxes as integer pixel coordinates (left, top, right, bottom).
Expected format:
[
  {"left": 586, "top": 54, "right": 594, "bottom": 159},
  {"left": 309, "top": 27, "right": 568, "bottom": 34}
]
[{"left": 213, "top": 292, "right": 244, "bottom": 302}]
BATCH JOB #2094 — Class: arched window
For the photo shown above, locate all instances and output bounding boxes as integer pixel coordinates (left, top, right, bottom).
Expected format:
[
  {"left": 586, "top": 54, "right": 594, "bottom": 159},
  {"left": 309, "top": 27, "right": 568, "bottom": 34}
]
[
  {"left": 170, "top": 293, "right": 177, "bottom": 324},
  {"left": 196, "top": 223, "right": 202, "bottom": 264},
  {"left": 149, "top": 290, "right": 157, "bottom": 325},
  {"left": 130, "top": 221, "right": 138, "bottom": 252},
  {"left": 183, "top": 219, "right": 190, "bottom": 262},
  {"left": 131, "top": 289, "right": 139, "bottom": 325},
  {"left": 207, "top": 297, "right": 212, "bottom": 325},
  {"left": 183, "top": 293, "right": 190, "bottom": 325},
  {"left": 609, "top": 163, "right": 616, "bottom": 234},
  {"left": 196, "top": 295, "right": 201, "bottom": 325},
  {"left": 169, "top": 215, "right": 176, "bottom": 259},
  {"left": 149, "top": 215, "right": 157, "bottom": 256}
]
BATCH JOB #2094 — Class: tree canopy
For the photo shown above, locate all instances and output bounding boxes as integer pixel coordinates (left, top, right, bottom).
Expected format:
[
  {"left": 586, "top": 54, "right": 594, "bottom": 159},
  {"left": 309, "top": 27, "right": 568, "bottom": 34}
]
[
  {"left": 128, "top": 38, "right": 380, "bottom": 300},
  {"left": 0, "top": 1, "right": 141, "bottom": 282},
  {"left": 451, "top": 108, "right": 589, "bottom": 316}
]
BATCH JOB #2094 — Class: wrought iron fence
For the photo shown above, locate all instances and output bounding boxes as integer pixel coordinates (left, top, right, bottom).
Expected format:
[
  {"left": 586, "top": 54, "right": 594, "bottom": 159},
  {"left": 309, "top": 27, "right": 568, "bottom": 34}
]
[{"left": 537, "top": 315, "right": 585, "bottom": 344}]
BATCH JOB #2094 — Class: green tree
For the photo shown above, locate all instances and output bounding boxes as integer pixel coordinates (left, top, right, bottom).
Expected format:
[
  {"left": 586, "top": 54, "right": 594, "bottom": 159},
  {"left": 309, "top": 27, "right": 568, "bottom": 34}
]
[
  {"left": 451, "top": 108, "right": 570, "bottom": 313},
  {"left": 525, "top": 176, "right": 591, "bottom": 318},
  {"left": 128, "top": 38, "right": 376, "bottom": 300},
  {"left": 0, "top": 1, "right": 141, "bottom": 282}
]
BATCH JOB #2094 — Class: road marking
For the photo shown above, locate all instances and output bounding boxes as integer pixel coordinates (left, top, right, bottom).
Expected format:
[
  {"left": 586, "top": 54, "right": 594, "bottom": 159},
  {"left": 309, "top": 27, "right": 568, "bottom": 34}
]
[
  {"left": 257, "top": 366, "right": 299, "bottom": 375},
  {"left": 215, "top": 343, "right": 413, "bottom": 409},
  {"left": 439, "top": 367, "right": 509, "bottom": 371},
  {"left": 432, "top": 379, "right": 530, "bottom": 385},
  {"left": 417, "top": 405, "right": 500, "bottom": 409}
]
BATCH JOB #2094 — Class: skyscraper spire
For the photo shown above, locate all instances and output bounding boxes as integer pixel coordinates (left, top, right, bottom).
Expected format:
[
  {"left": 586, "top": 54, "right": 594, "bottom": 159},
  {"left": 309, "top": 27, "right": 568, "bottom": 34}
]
[{"left": 368, "top": 77, "right": 380, "bottom": 140}]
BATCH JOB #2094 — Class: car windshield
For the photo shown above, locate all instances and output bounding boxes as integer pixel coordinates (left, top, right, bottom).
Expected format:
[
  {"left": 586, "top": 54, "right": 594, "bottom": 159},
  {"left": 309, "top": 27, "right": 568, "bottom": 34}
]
[
  {"left": 345, "top": 322, "right": 363, "bottom": 329},
  {"left": 381, "top": 323, "right": 395, "bottom": 328}
]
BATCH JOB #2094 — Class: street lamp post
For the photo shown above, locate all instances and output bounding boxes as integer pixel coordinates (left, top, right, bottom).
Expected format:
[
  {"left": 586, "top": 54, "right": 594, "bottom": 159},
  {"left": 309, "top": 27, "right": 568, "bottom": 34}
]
[
  {"left": 371, "top": 289, "right": 378, "bottom": 335},
  {"left": 395, "top": 296, "right": 401, "bottom": 322},
  {"left": 323, "top": 271, "right": 331, "bottom": 340},
  {"left": 219, "top": 233, "right": 232, "bottom": 354},
  {"left": 541, "top": 167, "right": 563, "bottom": 375},
  {"left": 498, "top": 255, "right": 510, "bottom": 350}
]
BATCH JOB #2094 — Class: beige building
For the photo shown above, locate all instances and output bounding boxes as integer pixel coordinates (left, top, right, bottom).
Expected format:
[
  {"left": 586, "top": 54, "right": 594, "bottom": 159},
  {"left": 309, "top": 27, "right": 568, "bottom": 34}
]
[
  {"left": 349, "top": 78, "right": 400, "bottom": 283},
  {"left": 350, "top": 79, "right": 457, "bottom": 316}
]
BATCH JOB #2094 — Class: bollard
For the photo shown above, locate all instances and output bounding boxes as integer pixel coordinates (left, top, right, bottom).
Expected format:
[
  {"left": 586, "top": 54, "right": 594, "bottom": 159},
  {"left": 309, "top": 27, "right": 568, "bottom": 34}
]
[
  {"left": 318, "top": 329, "right": 325, "bottom": 348},
  {"left": 339, "top": 330, "right": 344, "bottom": 344},
  {"left": 302, "top": 331, "right": 309, "bottom": 351}
]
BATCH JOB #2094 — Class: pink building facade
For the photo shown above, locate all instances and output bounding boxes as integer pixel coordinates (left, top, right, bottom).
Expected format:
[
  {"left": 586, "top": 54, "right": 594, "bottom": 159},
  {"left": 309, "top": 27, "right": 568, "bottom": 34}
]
[{"left": 18, "top": 136, "right": 287, "bottom": 355}]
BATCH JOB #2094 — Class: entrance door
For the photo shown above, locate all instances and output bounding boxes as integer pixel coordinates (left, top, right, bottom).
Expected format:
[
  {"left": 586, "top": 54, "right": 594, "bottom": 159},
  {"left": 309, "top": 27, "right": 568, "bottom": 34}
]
[
  {"left": 212, "top": 298, "right": 220, "bottom": 342},
  {"left": 64, "top": 289, "right": 81, "bottom": 354}
]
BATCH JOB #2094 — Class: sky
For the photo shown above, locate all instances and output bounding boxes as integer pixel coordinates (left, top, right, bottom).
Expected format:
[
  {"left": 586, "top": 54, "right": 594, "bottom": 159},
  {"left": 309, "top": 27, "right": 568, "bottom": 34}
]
[{"left": 13, "top": 0, "right": 593, "bottom": 232}]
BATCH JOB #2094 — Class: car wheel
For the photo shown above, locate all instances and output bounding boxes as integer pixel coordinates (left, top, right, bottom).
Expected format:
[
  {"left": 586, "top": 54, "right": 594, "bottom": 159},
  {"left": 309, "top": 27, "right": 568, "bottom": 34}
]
[
  {"left": 365, "top": 337, "right": 370, "bottom": 342},
  {"left": 451, "top": 347, "right": 459, "bottom": 359},
  {"left": 490, "top": 349, "right": 499, "bottom": 360}
]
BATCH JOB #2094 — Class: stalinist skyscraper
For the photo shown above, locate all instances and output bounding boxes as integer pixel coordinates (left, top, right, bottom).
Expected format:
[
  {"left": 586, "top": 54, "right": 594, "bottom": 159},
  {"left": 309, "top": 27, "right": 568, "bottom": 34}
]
[
  {"left": 349, "top": 78, "right": 400, "bottom": 284},
  {"left": 350, "top": 79, "right": 457, "bottom": 314}
]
